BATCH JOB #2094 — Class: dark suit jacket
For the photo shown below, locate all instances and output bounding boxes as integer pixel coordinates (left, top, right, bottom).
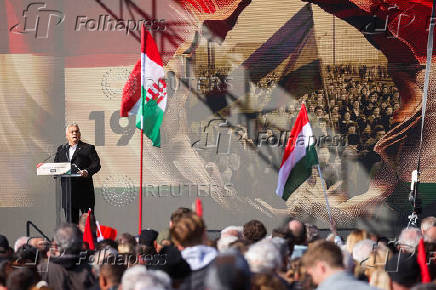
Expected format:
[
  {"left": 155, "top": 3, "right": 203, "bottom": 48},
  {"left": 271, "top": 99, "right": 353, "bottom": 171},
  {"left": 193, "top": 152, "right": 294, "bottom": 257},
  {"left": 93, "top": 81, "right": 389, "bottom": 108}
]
[{"left": 54, "top": 141, "right": 101, "bottom": 209}]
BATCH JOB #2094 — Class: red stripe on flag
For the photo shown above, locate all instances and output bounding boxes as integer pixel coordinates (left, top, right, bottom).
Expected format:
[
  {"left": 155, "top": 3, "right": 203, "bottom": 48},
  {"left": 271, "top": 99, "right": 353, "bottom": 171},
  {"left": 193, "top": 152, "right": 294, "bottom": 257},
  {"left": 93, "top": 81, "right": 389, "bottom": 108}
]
[
  {"left": 120, "top": 59, "right": 141, "bottom": 117},
  {"left": 279, "top": 103, "right": 310, "bottom": 168},
  {"left": 141, "top": 27, "right": 163, "bottom": 67}
]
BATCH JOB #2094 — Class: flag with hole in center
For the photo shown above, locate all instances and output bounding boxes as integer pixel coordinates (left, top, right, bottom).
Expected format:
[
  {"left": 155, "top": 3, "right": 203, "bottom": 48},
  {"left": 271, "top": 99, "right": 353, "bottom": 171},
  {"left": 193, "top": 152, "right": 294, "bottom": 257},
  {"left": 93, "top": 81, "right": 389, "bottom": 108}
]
[
  {"left": 121, "top": 25, "right": 167, "bottom": 147},
  {"left": 276, "top": 103, "right": 318, "bottom": 201}
]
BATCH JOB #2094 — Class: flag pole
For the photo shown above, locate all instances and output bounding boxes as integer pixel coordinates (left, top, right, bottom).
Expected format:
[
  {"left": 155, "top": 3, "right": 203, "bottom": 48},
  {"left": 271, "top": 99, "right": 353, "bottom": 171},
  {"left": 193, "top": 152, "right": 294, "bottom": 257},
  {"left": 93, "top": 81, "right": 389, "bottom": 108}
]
[
  {"left": 139, "top": 120, "right": 143, "bottom": 235},
  {"left": 138, "top": 24, "right": 145, "bottom": 235},
  {"left": 316, "top": 164, "right": 337, "bottom": 236}
]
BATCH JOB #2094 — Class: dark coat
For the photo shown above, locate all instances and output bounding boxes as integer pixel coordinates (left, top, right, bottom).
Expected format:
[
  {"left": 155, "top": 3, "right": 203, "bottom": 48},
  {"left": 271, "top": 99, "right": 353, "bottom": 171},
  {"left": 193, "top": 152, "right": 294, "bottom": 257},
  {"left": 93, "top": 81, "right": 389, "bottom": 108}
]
[
  {"left": 54, "top": 141, "right": 101, "bottom": 209},
  {"left": 38, "top": 255, "right": 96, "bottom": 290}
]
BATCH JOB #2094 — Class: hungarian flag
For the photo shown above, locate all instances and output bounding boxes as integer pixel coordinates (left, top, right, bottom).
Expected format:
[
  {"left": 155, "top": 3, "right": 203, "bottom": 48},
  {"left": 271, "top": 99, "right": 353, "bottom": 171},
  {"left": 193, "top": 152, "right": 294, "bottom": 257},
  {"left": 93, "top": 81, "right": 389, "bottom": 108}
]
[
  {"left": 121, "top": 25, "right": 167, "bottom": 147},
  {"left": 276, "top": 104, "right": 318, "bottom": 201}
]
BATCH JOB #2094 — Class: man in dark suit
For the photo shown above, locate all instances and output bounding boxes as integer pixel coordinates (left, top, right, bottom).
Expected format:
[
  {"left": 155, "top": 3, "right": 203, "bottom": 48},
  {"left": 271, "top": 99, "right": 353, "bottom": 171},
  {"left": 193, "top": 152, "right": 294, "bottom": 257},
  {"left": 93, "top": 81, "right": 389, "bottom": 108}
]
[{"left": 55, "top": 123, "right": 101, "bottom": 224}]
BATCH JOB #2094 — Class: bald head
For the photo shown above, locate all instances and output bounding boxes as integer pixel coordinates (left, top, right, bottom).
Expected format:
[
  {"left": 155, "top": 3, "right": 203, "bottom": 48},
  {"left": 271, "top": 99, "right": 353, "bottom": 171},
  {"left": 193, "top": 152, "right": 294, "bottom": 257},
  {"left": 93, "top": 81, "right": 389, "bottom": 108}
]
[{"left": 289, "top": 220, "right": 306, "bottom": 245}]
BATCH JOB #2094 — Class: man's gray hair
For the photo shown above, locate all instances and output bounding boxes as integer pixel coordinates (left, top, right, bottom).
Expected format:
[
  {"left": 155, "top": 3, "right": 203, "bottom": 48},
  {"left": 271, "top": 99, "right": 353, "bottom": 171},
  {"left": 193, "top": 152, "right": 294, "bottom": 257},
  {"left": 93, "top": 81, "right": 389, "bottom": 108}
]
[
  {"left": 53, "top": 223, "right": 83, "bottom": 254},
  {"left": 421, "top": 216, "right": 436, "bottom": 233},
  {"left": 398, "top": 227, "right": 422, "bottom": 253},
  {"left": 220, "top": 226, "right": 243, "bottom": 239},
  {"left": 65, "top": 122, "right": 80, "bottom": 133},
  {"left": 244, "top": 240, "right": 282, "bottom": 274},
  {"left": 121, "top": 266, "right": 171, "bottom": 290}
]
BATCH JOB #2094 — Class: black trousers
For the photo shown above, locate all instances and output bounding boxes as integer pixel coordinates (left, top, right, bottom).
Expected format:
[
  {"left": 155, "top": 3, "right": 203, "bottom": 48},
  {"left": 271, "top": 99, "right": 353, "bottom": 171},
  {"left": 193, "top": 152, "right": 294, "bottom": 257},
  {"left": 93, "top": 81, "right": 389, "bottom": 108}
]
[{"left": 69, "top": 207, "right": 94, "bottom": 224}]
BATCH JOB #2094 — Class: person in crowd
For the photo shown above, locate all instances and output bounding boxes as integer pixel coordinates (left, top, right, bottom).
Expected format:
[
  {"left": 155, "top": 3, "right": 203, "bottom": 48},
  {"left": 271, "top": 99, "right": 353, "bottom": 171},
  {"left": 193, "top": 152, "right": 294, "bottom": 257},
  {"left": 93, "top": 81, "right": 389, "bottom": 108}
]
[
  {"left": 117, "top": 233, "right": 136, "bottom": 255},
  {"left": 38, "top": 223, "right": 95, "bottom": 290},
  {"left": 170, "top": 213, "right": 217, "bottom": 290},
  {"left": 205, "top": 250, "right": 251, "bottom": 290},
  {"left": 244, "top": 239, "right": 288, "bottom": 290},
  {"left": 121, "top": 265, "right": 171, "bottom": 290},
  {"left": 0, "top": 235, "right": 12, "bottom": 262},
  {"left": 13, "top": 236, "right": 29, "bottom": 253},
  {"left": 6, "top": 267, "right": 37, "bottom": 290},
  {"left": 242, "top": 220, "right": 267, "bottom": 244},
  {"left": 302, "top": 240, "right": 376, "bottom": 290},
  {"left": 152, "top": 245, "right": 191, "bottom": 289},
  {"left": 398, "top": 227, "right": 422, "bottom": 254},
  {"left": 386, "top": 252, "right": 420, "bottom": 290},
  {"left": 99, "top": 262, "right": 126, "bottom": 290},
  {"left": 217, "top": 225, "right": 243, "bottom": 251},
  {"left": 421, "top": 217, "right": 436, "bottom": 238},
  {"left": 346, "top": 229, "right": 368, "bottom": 255}
]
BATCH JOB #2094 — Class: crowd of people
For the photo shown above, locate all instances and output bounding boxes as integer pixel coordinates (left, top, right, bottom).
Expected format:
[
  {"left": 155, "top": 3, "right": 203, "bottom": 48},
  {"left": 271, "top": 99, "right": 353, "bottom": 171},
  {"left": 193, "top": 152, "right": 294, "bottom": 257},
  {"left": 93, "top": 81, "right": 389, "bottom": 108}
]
[
  {"left": 1, "top": 208, "right": 436, "bottom": 290},
  {"left": 305, "top": 64, "right": 399, "bottom": 152}
]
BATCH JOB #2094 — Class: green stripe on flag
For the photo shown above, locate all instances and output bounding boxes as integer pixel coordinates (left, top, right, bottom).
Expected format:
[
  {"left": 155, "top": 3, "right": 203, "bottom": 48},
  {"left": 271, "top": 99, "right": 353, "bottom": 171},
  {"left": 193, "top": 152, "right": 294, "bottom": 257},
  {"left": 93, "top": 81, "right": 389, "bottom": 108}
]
[
  {"left": 282, "top": 145, "right": 318, "bottom": 201},
  {"left": 136, "top": 98, "right": 164, "bottom": 147}
]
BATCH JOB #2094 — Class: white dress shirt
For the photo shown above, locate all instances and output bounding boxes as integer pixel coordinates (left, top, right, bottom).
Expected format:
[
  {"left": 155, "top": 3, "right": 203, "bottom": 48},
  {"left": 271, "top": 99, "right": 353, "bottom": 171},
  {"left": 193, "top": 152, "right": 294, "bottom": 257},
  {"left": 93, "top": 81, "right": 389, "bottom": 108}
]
[{"left": 69, "top": 144, "right": 77, "bottom": 161}]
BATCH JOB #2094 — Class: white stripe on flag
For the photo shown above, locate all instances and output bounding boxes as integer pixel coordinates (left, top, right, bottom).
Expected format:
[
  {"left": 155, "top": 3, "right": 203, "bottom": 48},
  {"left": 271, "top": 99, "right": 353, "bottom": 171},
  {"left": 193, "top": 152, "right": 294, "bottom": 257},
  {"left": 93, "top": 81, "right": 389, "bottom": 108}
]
[
  {"left": 129, "top": 53, "right": 165, "bottom": 116},
  {"left": 276, "top": 123, "right": 313, "bottom": 197}
]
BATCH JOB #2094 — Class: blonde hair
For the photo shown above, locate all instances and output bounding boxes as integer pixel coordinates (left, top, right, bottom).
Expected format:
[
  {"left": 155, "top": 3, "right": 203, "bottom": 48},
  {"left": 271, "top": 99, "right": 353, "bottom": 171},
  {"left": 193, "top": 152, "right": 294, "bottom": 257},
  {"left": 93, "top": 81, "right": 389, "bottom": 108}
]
[
  {"left": 346, "top": 229, "right": 368, "bottom": 254},
  {"left": 369, "top": 269, "right": 391, "bottom": 290}
]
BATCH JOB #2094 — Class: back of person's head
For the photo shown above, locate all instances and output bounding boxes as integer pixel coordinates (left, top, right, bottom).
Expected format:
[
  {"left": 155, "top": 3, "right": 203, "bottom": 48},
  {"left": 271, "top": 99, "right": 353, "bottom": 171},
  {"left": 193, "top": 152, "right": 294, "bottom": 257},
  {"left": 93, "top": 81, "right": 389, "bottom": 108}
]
[
  {"left": 13, "top": 244, "right": 38, "bottom": 265},
  {"left": 53, "top": 223, "right": 83, "bottom": 255},
  {"left": 399, "top": 227, "right": 422, "bottom": 253},
  {"left": 306, "top": 224, "right": 320, "bottom": 243},
  {"left": 220, "top": 226, "right": 243, "bottom": 239},
  {"left": 346, "top": 229, "right": 368, "bottom": 254},
  {"left": 121, "top": 265, "right": 147, "bottom": 290},
  {"left": 99, "top": 263, "right": 126, "bottom": 290},
  {"left": 302, "top": 240, "right": 344, "bottom": 269},
  {"left": 272, "top": 228, "right": 295, "bottom": 257},
  {"left": 96, "top": 239, "right": 118, "bottom": 251},
  {"left": 243, "top": 220, "right": 267, "bottom": 244},
  {"left": 244, "top": 240, "right": 282, "bottom": 274},
  {"left": 170, "top": 213, "right": 205, "bottom": 248},
  {"left": 288, "top": 220, "right": 307, "bottom": 245},
  {"left": 422, "top": 217, "right": 436, "bottom": 242},
  {"left": 206, "top": 250, "right": 251, "bottom": 290},
  {"left": 386, "top": 252, "right": 420, "bottom": 289},
  {"left": 170, "top": 207, "right": 192, "bottom": 225},
  {"left": 122, "top": 265, "right": 171, "bottom": 290},
  {"left": 352, "top": 239, "right": 376, "bottom": 264},
  {"left": 117, "top": 233, "right": 137, "bottom": 254},
  {"left": 6, "top": 267, "right": 37, "bottom": 290},
  {"left": 92, "top": 247, "right": 118, "bottom": 276}
]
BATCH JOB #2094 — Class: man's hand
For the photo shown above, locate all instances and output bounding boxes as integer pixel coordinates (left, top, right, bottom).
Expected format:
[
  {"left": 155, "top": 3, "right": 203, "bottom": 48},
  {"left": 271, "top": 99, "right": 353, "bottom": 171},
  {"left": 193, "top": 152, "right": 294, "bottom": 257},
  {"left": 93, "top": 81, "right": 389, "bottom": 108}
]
[{"left": 79, "top": 170, "right": 89, "bottom": 177}]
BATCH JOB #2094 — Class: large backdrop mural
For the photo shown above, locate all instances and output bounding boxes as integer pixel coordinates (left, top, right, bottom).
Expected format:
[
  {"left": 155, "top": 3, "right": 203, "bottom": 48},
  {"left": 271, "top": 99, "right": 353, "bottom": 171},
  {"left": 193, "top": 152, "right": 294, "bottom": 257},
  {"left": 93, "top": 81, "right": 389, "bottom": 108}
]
[{"left": 1, "top": 0, "right": 434, "bottom": 237}]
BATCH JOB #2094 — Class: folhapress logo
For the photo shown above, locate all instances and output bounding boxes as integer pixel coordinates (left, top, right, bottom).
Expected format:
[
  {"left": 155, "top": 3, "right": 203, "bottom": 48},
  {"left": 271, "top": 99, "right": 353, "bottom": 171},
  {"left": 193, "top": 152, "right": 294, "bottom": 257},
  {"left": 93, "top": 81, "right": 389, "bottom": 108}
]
[{"left": 9, "top": 2, "right": 65, "bottom": 39}]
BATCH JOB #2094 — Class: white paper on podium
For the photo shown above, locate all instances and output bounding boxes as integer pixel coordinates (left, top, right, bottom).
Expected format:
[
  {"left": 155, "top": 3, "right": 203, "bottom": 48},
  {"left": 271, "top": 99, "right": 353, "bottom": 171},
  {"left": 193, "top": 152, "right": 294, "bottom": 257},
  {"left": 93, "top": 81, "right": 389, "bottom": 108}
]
[{"left": 36, "top": 162, "right": 71, "bottom": 175}]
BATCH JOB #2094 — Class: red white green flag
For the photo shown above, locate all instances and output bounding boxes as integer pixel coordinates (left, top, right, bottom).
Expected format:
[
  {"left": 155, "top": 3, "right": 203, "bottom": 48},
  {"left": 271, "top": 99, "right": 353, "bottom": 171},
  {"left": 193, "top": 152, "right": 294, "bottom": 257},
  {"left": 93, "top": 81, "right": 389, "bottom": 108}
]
[
  {"left": 121, "top": 26, "right": 167, "bottom": 147},
  {"left": 276, "top": 103, "right": 318, "bottom": 201}
]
